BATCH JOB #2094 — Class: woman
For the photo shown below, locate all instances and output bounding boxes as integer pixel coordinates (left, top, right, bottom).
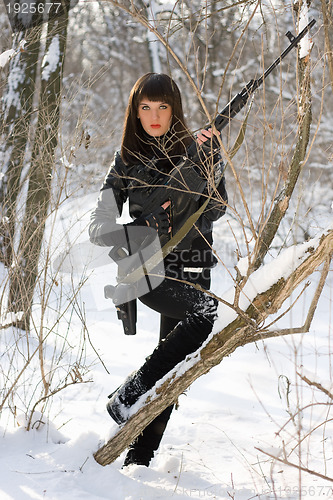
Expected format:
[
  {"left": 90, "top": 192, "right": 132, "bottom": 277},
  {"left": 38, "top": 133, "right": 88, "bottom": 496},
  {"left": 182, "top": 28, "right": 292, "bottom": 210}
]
[{"left": 89, "top": 73, "right": 227, "bottom": 467}]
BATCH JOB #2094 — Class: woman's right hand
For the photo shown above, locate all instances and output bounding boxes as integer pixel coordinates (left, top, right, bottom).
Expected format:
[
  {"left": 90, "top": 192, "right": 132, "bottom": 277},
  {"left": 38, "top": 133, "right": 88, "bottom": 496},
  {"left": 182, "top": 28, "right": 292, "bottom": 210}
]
[{"left": 196, "top": 127, "right": 221, "bottom": 146}]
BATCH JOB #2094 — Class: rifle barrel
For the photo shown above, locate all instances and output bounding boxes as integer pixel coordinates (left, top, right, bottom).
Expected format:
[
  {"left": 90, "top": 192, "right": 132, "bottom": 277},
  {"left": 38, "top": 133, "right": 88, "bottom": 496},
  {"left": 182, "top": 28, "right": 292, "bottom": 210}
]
[
  {"left": 255, "top": 18, "right": 316, "bottom": 88},
  {"left": 213, "top": 19, "right": 316, "bottom": 132}
]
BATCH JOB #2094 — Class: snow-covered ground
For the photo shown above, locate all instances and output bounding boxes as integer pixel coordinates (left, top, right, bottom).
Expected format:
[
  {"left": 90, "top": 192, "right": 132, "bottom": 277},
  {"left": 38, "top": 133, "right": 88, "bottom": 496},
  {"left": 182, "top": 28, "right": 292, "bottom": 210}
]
[{"left": 1, "top": 197, "right": 332, "bottom": 500}]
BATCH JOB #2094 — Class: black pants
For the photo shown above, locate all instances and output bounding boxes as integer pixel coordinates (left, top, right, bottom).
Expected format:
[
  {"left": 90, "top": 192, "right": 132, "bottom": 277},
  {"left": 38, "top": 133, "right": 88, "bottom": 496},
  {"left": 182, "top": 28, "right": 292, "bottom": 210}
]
[{"left": 128, "top": 265, "right": 213, "bottom": 459}]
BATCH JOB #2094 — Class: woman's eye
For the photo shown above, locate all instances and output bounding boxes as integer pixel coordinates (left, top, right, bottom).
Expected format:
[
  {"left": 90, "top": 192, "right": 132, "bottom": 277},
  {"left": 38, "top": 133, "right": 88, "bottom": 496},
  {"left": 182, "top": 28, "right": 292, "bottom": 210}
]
[{"left": 140, "top": 104, "right": 169, "bottom": 111}]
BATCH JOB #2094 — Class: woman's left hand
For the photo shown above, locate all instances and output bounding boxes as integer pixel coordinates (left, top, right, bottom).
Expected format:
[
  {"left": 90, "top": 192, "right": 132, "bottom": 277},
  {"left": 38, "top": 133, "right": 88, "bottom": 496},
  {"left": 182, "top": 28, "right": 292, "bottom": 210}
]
[{"left": 196, "top": 127, "right": 221, "bottom": 146}]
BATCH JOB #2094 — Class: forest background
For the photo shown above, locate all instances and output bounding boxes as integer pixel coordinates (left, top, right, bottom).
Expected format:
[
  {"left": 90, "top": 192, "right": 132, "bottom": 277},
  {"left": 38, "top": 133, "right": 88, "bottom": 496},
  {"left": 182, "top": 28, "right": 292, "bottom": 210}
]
[{"left": 0, "top": 0, "right": 333, "bottom": 499}]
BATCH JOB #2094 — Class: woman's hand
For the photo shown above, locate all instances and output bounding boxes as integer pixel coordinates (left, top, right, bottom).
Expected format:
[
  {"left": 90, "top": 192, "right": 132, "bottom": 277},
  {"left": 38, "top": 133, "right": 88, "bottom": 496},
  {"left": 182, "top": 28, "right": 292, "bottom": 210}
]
[
  {"left": 161, "top": 201, "right": 172, "bottom": 233},
  {"left": 196, "top": 127, "right": 221, "bottom": 146},
  {"left": 145, "top": 201, "right": 171, "bottom": 235}
]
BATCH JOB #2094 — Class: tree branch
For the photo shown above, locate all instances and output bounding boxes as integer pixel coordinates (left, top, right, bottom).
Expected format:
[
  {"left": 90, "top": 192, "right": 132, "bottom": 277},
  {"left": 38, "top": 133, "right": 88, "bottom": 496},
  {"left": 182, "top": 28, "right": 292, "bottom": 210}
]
[
  {"left": 255, "top": 447, "right": 333, "bottom": 483},
  {"left": 253, "top": 255, "right": 331, "bottom": 339},
  {"left": 297, "top": 372, "right": 333, "bottom": 401}
]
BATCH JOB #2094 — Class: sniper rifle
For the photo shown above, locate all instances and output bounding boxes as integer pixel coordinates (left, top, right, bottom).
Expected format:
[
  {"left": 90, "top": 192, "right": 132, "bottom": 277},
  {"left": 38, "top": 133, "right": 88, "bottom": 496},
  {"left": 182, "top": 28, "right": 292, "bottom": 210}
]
[
  {"left": 105, "top": 19, "right": 316, "bottom": 335},
  {"left": 140, "top": 19, "right": 317, "bottom": 219}
]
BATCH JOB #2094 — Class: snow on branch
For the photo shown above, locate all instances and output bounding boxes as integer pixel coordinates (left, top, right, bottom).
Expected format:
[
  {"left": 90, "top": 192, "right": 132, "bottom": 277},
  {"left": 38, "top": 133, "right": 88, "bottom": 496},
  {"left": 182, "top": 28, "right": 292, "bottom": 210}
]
[{"left": 0, "top": 49, "right": 15, "bottom": 68}]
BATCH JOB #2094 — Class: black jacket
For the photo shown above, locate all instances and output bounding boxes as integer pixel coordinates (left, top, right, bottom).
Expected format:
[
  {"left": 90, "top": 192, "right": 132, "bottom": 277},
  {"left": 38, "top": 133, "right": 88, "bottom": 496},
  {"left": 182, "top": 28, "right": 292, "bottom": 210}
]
[{"left": 89, "top": 151, "right": 227, "bottom": 267}]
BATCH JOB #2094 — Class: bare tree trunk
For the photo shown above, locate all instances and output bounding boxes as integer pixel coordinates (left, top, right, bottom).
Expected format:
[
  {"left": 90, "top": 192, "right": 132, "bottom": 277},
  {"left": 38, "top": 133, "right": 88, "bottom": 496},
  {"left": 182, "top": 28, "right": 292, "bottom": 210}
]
[
  {"left": 142, "top": 0, "right": 162, "bottom": 73},
  {"left": 8, "top": 0, "right": 71, "bottom": 330},
  {"left": 0, "top": 17, "right": 43, "bottom": 266},
  {"left": 252, "top": 2, "right": 313, "bottom": 271},
  {"left": 94, "top": 229, "right": 333, "bottom": 466}
]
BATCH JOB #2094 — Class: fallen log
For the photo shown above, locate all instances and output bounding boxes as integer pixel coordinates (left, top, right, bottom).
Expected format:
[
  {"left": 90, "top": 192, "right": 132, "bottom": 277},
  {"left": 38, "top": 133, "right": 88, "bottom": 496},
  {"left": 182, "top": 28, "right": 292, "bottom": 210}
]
[{"left": 94, "top": 227, "right": 333, "bottom": 466}]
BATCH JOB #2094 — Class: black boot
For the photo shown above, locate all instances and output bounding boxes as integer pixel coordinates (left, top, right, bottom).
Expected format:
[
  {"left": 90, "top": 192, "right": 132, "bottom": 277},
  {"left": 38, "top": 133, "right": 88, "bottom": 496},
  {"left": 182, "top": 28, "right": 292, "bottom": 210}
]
[
  {"left": 122, "top": 445, "right": 154, "bottom": 467},
  {"left": 106, "top": 368, "right": 151, "bottom": 425}
]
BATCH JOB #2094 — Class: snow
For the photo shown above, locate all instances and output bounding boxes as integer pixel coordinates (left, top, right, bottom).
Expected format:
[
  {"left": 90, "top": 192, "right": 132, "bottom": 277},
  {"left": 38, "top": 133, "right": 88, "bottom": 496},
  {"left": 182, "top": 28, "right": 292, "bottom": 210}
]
[
  {"left": 0, "top": 49, "right": 15, "bottom": 68},
  {"left": 1, "top": 195, "right": 333, "bottom": 499},
  {"left": 42, "top": 36, "right": 61, "bottom": 81},
  {"left": 2, "top": 307, "right": 333, "bottom": 499},
  {"left": 297, "top": 2, "right": 313, "bottom": 59},
  {"left": 0, "top": 311, "right": 23, "bottom": 328},
  {"left": 3, "top": 57, "right": 25, "bottom": 116},
  {"left": 0, "top": 39, "right": 26, "bottom": 69},
  {"left": 235, "top": 256, "right": 249, "bottom": 277},
  {"left": 60, "top": 155, "right": 74, "bottom": 170},
  {"left": 1, "top": 37, "right": 27, "bottom": 120}
]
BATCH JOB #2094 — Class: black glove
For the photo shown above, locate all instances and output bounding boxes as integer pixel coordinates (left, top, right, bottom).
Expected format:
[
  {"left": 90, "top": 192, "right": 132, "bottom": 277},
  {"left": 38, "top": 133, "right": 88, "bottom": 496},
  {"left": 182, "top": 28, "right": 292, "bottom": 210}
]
[{"left": 144, "top": 206, "right": 170, "bottom": 236}]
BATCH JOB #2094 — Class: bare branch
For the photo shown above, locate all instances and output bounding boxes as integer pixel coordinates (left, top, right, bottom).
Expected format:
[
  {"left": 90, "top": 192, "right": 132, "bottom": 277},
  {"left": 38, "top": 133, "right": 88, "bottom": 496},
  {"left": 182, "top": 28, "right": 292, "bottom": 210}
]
[
  {"left": 255, "top": 255, "right": 331, "bottom": 338},
  {"left": 255, "top": 447, "right": 333, "bottom": 483},
  {"left": 297, "top": 373, "right": 333, "bottom": 401}
]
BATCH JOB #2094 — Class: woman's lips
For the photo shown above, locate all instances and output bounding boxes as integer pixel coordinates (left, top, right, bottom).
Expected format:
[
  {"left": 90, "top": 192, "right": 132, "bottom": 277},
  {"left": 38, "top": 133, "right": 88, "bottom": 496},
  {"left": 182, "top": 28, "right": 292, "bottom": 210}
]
[{"left": 150, "top": 124, "right": 161, "bottom": 129}]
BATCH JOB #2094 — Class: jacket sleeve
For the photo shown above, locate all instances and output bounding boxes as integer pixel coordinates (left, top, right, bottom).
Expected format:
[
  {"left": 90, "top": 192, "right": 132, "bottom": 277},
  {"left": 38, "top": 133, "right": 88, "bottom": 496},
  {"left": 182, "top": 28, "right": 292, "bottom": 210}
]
[
  {"left": 201, "top": 159, "right": 228, "bottom": 223},
  {"left": 89, "top": 152, "right": 129, "bottom": 247}
]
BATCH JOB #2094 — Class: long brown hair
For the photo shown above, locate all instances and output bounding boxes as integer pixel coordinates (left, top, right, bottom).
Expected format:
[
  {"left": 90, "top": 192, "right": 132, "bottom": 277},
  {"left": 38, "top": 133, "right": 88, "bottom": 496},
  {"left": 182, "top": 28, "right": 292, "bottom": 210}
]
[{"left": 121, "top": 73, "right": 192, "bottom": 165}]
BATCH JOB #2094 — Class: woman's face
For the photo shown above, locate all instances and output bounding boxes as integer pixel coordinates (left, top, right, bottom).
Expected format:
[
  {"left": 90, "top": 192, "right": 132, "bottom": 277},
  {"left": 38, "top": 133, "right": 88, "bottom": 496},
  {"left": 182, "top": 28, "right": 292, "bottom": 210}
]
[{"left": 137, "top": 99, "right": 172, "bottom": 137}]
